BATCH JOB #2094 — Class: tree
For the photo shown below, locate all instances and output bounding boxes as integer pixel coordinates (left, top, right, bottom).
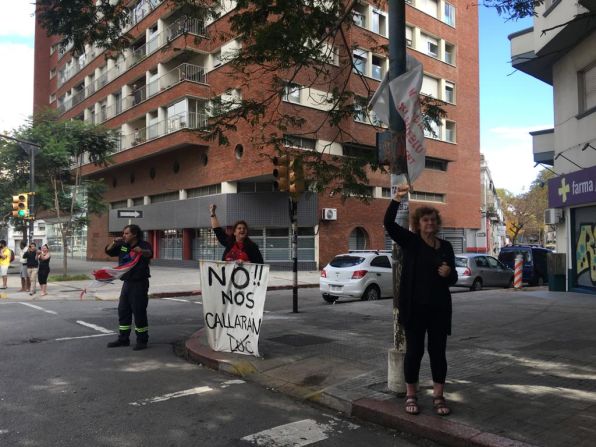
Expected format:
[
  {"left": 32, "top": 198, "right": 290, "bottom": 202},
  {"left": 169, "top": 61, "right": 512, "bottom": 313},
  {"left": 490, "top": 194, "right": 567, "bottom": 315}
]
[
  {"left": 497, "top": 169, "right": 554, "bottom": 244},
  {"left": 35, "top": 0, "right": 446, "bottom": 200},
  {"left": 0, "top": 110, "right": 116, "bottom": 275}
]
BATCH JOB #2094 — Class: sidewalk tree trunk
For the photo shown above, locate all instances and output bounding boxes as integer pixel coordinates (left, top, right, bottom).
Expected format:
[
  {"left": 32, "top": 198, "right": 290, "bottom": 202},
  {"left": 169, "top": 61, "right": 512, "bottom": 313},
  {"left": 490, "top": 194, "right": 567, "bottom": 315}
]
[{"left": 0, "top": 110, "right": 116, "bottom": 275}]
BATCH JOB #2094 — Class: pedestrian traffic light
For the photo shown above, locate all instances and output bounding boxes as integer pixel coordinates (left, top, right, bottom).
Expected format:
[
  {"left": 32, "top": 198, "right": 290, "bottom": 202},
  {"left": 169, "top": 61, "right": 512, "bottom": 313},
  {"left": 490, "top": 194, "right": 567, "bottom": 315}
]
[
  {"left": 273, "top": 155, "right": 289, "bottom": 192},
  {"left": 289, "top": 157, "right": 305, "bottom": 200},
  {"left": 11, "top": 193, "right": 29, "bottom": 218}
]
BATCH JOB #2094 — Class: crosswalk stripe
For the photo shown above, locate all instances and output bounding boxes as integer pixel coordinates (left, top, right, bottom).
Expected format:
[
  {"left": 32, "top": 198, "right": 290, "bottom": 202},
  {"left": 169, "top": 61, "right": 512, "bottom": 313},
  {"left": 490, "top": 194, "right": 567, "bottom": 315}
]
[
  {"left": 18, "top": 302, "right": 57, "bottom": 315},
  {"left": 162, "top": 298, "right": 190, "bottom": 303},
  {"left": 129, "top": 386, "right": 213, "bottom": 406},
  {"left": 75, "top": 320, "right": 114, "bottom": 334},
  {"left": 241, "top": 419, "right": 330, "bottom": 446},
  {"left": 55, "top": 333, "right": 114, "bottom": 341}
]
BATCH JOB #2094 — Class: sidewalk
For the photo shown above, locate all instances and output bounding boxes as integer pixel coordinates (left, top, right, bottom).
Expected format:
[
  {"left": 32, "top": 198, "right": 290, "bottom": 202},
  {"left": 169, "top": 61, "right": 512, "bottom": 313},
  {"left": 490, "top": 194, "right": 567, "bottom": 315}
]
[
  {"left": 186, "top": 288, "right": 596, "bottom": 447},
  {"left": 2, "top": 259, "right": 595, "bottom": 446}
]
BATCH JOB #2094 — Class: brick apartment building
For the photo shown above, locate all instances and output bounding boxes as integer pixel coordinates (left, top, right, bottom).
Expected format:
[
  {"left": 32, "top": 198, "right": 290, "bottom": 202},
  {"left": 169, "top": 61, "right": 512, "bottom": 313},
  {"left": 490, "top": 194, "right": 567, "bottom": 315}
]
[{"left": 33, "top": 0, "right": 480, "bottom": 269}]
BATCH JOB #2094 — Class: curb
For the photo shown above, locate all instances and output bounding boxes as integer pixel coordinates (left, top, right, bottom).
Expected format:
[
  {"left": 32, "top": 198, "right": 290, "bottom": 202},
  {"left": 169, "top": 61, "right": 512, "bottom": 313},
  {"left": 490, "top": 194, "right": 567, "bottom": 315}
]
[{"left": 185, "top": 330, "right": 538, "bottom": 447}]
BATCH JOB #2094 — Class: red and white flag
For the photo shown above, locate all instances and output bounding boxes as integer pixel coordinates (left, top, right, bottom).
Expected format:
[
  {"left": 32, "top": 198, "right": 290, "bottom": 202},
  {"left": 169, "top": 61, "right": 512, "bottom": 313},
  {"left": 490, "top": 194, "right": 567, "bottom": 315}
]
[
  {"left": 369, "top": 55, "right": 425, "bottom": 182},
  {"left": 79, "top": 253, "right": 142, "bottom": 299}
]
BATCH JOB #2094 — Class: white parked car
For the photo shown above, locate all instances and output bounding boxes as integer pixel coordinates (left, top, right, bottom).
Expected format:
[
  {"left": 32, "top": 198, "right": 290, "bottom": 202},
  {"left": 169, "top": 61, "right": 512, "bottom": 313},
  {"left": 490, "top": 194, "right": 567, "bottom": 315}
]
[{"left": 320, "top": 250, "right": 393, "bottom": 303}]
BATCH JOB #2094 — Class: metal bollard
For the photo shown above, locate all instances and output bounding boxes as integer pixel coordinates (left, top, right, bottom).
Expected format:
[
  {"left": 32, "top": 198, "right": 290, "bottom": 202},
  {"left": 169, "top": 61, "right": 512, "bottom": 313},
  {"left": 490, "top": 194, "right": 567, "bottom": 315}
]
[{"left": 514, "top": 254, "right": 523, "bottom": 289}]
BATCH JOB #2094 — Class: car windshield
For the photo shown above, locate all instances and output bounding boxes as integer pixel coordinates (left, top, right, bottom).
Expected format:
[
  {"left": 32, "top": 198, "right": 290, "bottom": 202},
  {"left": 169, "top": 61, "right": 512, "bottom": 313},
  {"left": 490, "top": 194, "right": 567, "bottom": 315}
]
[
  {"left": 455, "top": 257, "right": 468, "bottom": 268},
  {"left": 330, "top": 256, "right": 365, "bottom": 268}
]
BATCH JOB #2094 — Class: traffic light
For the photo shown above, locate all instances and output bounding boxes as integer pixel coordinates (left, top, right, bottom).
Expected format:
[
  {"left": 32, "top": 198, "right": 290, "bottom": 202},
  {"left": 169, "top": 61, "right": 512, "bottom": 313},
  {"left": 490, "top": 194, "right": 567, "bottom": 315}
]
[
  {"left": 11, "top": 193, "right": 29, "bottom": 218},
  {"left": 273, "top": 155, "right": 289, "bottom": 192},
  {"left": 289, "top": 157, "right": 305, "bottom": 199}
]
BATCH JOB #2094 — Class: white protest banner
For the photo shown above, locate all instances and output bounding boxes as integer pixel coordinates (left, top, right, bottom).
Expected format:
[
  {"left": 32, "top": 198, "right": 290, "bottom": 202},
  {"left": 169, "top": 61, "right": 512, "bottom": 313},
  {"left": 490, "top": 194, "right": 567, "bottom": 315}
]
[
  {"left": 199, "top": 260, "right": 269, "bottom": 357},
  {"left": 369, "top": 55, "right": 425, "bottom": 182}
]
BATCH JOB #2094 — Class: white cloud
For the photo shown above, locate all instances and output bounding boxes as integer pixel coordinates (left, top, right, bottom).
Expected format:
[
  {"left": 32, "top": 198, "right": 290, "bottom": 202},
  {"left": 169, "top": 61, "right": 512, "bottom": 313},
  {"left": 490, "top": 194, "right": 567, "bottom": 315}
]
[
  {"left": 482, "top": 125, "right": 552, "bottom": 194},
  {"left": 0, "top": 2, "right": 36, "bottom": 37},
  {"left": 0, "top": 43, "right": 34, "bottom": 132}
]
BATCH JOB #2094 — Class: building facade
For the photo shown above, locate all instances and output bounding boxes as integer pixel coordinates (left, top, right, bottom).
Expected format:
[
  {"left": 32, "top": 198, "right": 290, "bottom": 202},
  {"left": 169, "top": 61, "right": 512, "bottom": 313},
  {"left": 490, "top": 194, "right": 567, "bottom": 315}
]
[
  {"left": 34, "top": 0, "right": 480, "bottom": 269},
  {"left": 510, "top": 0, "right": 596, "bottom": 291}
]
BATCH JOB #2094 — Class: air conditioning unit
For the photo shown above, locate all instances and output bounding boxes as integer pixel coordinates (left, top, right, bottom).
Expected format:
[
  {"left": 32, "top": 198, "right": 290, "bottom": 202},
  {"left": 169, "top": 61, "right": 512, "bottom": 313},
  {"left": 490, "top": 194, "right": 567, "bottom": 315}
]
[
  {"left": 322, "top": 208, "right": 337, "bottom": 221},
  {"left": 544, "top": 208, "right": 562, "bottom": 225}
]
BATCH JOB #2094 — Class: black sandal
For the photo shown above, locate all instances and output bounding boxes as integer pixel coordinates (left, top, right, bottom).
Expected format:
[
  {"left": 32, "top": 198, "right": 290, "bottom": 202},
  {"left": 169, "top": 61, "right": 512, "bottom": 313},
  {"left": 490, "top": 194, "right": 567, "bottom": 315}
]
[
  {"left": 433, "top": 396, "right": 451, "bottom": 416},
  {"left": 405, "top": 395, "right": 420, "bottom": 415}
]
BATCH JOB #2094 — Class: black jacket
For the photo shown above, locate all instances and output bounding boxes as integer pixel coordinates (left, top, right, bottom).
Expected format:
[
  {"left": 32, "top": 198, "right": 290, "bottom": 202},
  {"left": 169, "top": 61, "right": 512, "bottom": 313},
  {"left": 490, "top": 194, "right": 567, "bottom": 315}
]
[
  {"left": 384, "top": 200, "right": 458, "bottom": 334},
  {"left": 214, "top": 227, "right": 264, "bottom": 264},
  {"left": 105, "top": 240, "right": 152, "bottom": 281}
]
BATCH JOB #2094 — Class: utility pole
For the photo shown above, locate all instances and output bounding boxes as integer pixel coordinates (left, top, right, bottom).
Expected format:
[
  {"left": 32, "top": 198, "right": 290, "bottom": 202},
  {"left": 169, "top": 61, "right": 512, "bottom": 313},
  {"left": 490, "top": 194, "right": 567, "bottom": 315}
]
[{"left": 387, "top": 0, "right": 408, "bottom": 394}]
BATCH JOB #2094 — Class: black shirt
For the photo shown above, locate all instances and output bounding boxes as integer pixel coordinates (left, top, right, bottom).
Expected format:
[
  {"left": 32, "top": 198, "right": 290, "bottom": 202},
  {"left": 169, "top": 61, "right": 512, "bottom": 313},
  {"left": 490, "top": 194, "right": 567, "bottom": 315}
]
[
  {"left": 105, "top": 240, "right": 152, "bottom": 281},
  {"left": 23, "top": 251, "right": 39, "bottom": 268}
]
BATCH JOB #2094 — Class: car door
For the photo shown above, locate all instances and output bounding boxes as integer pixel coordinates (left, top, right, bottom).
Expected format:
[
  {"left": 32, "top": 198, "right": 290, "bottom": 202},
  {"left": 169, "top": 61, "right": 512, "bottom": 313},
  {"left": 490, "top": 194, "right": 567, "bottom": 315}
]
[
  {"left": 473, "top": 256, "right": 490, "bottom": 285},
  {"left": 369, "top": 255, "right": 393, "bottom": 297},
  {"left": 486, "top": 255, "right": 509, "bottom": 286}
]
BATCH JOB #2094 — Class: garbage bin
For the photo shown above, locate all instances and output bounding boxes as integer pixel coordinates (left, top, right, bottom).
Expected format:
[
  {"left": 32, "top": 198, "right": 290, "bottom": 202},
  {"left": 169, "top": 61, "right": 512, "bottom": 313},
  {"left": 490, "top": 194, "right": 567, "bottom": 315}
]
[{"left": 547, "top": 253, "right": 566, "bottom": 292}]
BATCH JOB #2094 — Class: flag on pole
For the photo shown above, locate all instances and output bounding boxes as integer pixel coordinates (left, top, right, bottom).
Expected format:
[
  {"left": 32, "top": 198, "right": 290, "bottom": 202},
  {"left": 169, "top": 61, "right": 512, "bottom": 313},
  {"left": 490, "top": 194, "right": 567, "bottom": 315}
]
[{"left": 369, "top": 55, "right": 425, "bottom": 183}]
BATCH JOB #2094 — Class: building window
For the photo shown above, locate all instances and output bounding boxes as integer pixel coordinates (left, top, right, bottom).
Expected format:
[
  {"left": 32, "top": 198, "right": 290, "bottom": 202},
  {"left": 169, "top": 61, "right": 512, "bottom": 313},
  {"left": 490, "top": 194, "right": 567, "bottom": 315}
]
[
  {"left": 349, "top": 227, "right": 369, "bottom": 250},
  {"left": 49, "top": 94, "right": 56, "bottom": 103},
  {"left": 406, "top": 26, "right": 413, "bottom": 47},
  {"left": 371, "top": 55, "right": 385, "bottom": 81},
  {"left": 159, "top": 229, "right": 183, "bottom": 260},
  {"left": 284, "top": 134, "right": 316, "bottom": 150},
  {"left": 419, "top": 0, "right": 438, "bottom": 18},
  {"left": 424, "top": 35, "right": 439, "bottom": 58},
  {"left": 443, "top": 2, "right": 455, "bottom": 27},
  {"left": 213, "top": 51, "right": 222, "bottom": 67},
  {"left": 352, "top": 3, "right": 367, "bottom": 27},
  {"left": 132, "top": 197, "right": 144, "bottom": 206},
  {"left": 343, "top": 143, "right": 376, "bottom": 162},
  {"left": 151, "top": 191, "right": 179, "bottom": 203},
  {"left": 111, "top": 200, "right": 128, "bottom": 209},
  {"left": 444, "top": 81, "right": 455, "bottom": 103},
  {"left": 371, "top": 10, "right": 387, "bottom": 36},
  {"left": 425, "top": 157, "right": 448, "bottom": 171},
  {"left": 424, "top": 118, "right": 441, "bottom": 139},
  {"left": 382, "top": 187, "right": 392, "bottom": 198},
  {"left": 186, "top": 184, "right": 222, "bottom": 198},
  {"left": 411, "top": 191, "right": 445, "bottom": 202},
  {"left": 422, "top": 75, "right": 439, "bottom": 98},
  {"left": 283, "top": 83, "right": 301, "bottom": 104},
  {"left": 353, "top": 49, "right": 367, "bottom": 75},
  {"left": 445, "top": 121, "right": 456, "bottom": 143},
  {"left": 579, "top": 62, "right": 596, "bottom": 115},
  {"left": 444, "top": 43, "right": 455, "bottom": 65}
]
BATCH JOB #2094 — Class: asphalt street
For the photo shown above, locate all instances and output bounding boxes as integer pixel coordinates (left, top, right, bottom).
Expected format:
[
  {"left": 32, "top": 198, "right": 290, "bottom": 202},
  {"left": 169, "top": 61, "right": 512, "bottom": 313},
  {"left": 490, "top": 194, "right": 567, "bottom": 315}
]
[{"left": 0, "top": 290, "right": 439, "bottom": 447}]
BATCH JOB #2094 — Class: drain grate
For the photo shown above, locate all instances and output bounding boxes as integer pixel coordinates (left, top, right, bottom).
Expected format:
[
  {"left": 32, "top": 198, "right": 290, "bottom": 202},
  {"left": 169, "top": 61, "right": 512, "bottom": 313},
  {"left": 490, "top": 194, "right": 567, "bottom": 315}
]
[{"left": 268, "top": 333, "right": 334, "bottom": 347}]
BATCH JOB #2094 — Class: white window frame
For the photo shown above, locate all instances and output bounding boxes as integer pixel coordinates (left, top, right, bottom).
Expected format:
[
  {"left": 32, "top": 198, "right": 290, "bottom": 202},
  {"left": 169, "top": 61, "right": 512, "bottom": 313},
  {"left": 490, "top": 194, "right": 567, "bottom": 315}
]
[
  {"left": 283, "top": 83, "right": 301, "bottom": 104},
  {"left": 425, "top": 35, "right": 439, "bottom": 58},
  {"left": 443, "top": 2, "right": 456, "bottom": 27},
  {"left": 353, "top": 49, "right": 367, "bottom": 75},
  {"left": 445, "top": 120, "right": 456, "bottom": 143},
  {"left": 579, "top": 61, "right": 596, "bottom": 115},
  {"left": 444, "top": 81, "right": 455, "bottom": 103}
]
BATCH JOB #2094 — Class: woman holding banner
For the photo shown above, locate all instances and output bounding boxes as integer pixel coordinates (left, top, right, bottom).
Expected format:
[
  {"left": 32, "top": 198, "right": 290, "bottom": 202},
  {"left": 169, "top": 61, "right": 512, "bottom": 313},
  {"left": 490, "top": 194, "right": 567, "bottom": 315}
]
[
  {"left": 209, "top": 204, "right": 263, "bottom": 264},
  {"left": 384, "top": 184, "right": 457, "bottom": 417}
]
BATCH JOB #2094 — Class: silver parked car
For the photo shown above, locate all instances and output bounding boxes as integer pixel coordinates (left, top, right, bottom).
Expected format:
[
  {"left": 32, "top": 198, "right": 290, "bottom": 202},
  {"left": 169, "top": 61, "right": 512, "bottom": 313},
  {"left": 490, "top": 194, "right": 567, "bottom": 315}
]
[
  {"left": 320, "top": 250, "right": 393, "bottom": 303},
  {"left": 455, "top": 253, "right": 514, "bottom": 291}
]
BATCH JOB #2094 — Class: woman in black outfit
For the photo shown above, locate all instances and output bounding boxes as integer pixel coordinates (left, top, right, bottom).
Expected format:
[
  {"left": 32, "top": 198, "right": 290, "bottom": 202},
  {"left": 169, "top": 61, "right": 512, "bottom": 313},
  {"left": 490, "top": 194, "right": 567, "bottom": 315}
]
[
  {"left": 38, "top": 244, "right": 51, "bottom": 296},
  {"left": 384, "top": 184, "right": 457, "bottom": 416},
  {"left": 209, "top": 204, "right": 263, "bottom": 264}
]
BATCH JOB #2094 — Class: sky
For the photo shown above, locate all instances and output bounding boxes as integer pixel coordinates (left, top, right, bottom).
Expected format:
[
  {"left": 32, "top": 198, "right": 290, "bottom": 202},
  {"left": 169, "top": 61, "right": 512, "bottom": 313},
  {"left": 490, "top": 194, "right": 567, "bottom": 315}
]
[{"left": 0, "top": 2, "right": 554, "bottom": 194}]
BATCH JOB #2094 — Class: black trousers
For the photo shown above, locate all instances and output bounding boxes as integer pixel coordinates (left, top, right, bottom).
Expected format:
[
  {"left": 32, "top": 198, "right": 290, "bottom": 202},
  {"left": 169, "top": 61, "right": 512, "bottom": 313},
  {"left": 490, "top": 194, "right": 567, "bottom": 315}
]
[
  {"left": 117, "top": 279, "right": 149, "bottom": 343},
  {"left": 404, "top": 314, "right": 448, "bottom": 384}
]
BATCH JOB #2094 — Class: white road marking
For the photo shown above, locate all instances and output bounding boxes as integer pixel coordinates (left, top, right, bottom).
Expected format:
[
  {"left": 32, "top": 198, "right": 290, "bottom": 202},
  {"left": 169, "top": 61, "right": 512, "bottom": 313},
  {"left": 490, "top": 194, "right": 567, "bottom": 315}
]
[
  {"left": 241, "top": 419, "right": 330, "bottom": 446},
  {"left": 220, "top": 379, "right": 245, "bottom": 388},
  {"left": 75, "top": 320, "right": 114, "bottom": 334},
  {"left": 0, "top": 429, "right": 9, "bottom": 434},
  {"left": 129, "top": 386, "right": 213, "bottom": 406},
  {"left": 18, "top": 302, "right": 57, "bottom": 315},
  {"left": 55, "top": 333, "right": 114, "bottom": 341},
  {"left": 194, "top": 301, "right": 202, "bottom": 305},
  {"left": 162, "top": 298, "right": 189, "bottom": 303}
]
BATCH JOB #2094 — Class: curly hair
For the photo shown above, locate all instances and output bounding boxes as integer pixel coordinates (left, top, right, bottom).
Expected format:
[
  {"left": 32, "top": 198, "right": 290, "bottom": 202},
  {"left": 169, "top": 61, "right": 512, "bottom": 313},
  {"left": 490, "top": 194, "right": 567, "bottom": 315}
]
[{"left": 410, "top": 206, "right": 442, "bottom": 233}]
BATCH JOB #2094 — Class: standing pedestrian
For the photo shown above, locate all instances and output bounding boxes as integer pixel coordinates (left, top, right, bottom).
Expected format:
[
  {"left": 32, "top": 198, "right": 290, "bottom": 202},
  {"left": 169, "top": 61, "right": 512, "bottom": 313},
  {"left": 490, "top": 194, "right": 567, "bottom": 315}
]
[
  {"left": 384, "top": 184, "right": 458, "bottom": 416},
  {"left": 38, "top": 244, "right": 51, "bottom": 296},
  {"left": 0, "top": 240, "right": 11, "bottom": 289},
  {"left": 209, "top": 204, "right": 263, "bottom": 263},
  {"left": 24, "top": 242, "right": 40, "bottom": 296},
  {"left": 105, "top": 224, "right": 153, "bottom": 351},
  {"left": 18, "top": 241, "right": 29, "bottom": 292}
]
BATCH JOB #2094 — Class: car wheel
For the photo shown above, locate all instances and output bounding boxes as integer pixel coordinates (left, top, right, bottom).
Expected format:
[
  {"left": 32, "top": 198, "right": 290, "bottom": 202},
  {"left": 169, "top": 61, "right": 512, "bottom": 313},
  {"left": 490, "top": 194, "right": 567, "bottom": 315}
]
[
  {"left": 470, "top": 278, "right": 482, "bottom": 291},
  {"left": 361, "top": 285, "right": 380, "bottom": 301},
  {"left": 536, "top": 276, "right": 545, "bottom": 287},
  {"left": 322, "top": 293, "right": 338, "bottom": 304}
]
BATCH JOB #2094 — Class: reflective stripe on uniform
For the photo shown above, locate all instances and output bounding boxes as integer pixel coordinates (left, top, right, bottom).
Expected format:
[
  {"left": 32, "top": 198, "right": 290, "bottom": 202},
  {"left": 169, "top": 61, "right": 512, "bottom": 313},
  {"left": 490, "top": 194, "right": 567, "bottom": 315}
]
[
  {"left": 135, "top": 327, "right": 149, "bottom": 333},
  {"left": 119, "top": 325, "right": 131, "bottom": 331}
]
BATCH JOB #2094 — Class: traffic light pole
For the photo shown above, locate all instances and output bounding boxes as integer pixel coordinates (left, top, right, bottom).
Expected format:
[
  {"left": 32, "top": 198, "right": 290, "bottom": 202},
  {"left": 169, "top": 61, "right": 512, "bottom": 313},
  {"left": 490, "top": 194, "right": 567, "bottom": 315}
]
[
  {"left": 29, "top": 150, "right": 35, "bottom": 243},
  {"left": 290, "top": 198, "right": 298, "bottom": 313}
]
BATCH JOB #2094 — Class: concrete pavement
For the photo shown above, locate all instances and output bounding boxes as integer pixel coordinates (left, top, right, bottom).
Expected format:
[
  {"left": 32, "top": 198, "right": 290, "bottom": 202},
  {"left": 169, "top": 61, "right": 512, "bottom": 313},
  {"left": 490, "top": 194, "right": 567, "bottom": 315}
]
[{"left": 2, "top": 258, "right": 595, "bottom": 446}]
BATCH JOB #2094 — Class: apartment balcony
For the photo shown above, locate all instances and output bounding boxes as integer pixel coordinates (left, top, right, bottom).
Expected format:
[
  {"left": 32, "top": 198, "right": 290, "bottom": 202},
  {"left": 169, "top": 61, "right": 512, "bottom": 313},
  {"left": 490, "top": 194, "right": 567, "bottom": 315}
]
[
  {"left": 57, "top": 17, "right": 206, "bottom": 115},
  {"left": 118, "top": 111, "right": 208, "bottom": 151},
  {"left": 530, "top": 128, "right": 554, "bottom": 165}
]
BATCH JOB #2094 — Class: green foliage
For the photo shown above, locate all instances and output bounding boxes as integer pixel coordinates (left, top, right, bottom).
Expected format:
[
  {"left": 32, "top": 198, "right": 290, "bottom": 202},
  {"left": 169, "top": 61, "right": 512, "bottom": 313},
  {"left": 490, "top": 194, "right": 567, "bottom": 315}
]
[{"left": 482, "top": 0, "right": 543, "bottom": 20}]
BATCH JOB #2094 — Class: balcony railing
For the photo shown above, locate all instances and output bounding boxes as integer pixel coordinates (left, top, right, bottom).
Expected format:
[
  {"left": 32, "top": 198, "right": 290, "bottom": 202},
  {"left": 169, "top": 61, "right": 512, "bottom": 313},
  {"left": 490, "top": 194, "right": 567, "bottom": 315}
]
[
  {"left": 119, "top": 111, "right": 208, "bottom": 150},
  {"left": 57, "top": 17, "right": 206, "bottom": 115}
]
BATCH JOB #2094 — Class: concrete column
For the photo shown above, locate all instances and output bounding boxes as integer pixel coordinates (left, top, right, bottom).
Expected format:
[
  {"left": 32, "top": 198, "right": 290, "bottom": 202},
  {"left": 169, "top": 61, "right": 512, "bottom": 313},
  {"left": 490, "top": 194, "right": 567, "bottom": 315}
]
[{"left": 182, "top": 229, "right": 193, "bottom": 260}]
